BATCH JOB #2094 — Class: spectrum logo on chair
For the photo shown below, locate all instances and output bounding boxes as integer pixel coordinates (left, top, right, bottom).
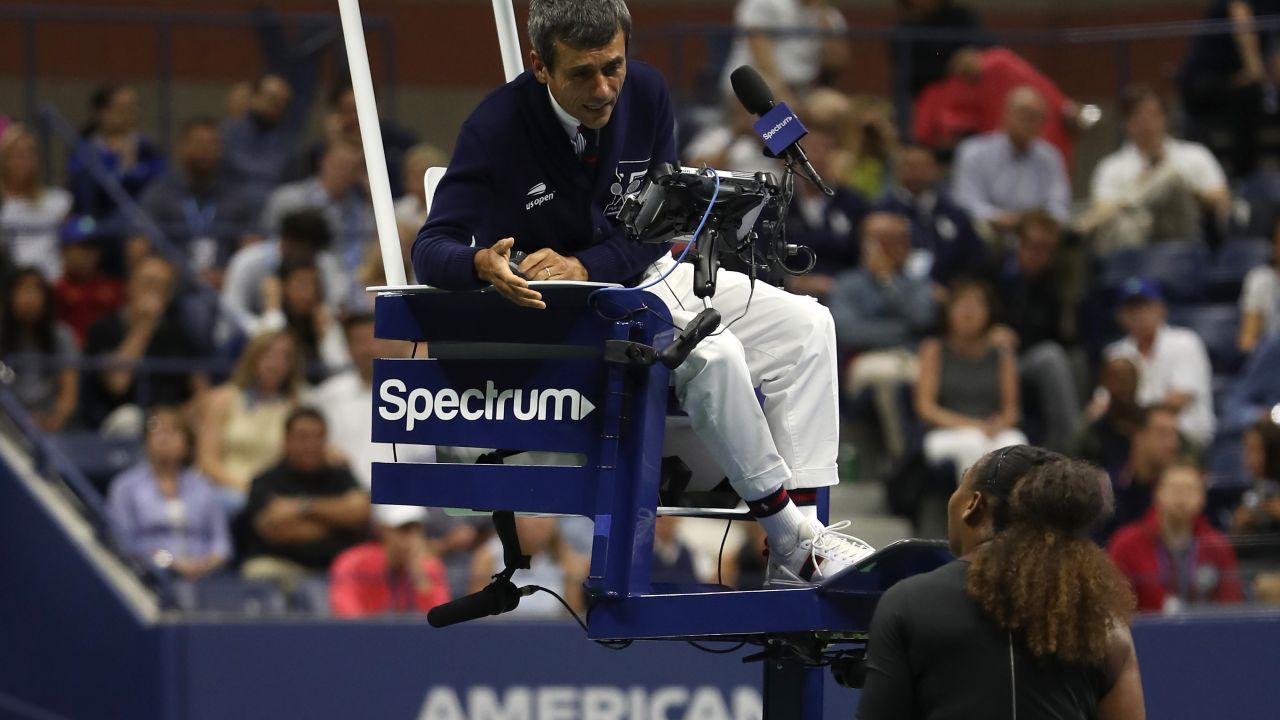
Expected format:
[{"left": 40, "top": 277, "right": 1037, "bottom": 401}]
[{"left": 378, "top": 379, "right": 597, "bottom": 429}]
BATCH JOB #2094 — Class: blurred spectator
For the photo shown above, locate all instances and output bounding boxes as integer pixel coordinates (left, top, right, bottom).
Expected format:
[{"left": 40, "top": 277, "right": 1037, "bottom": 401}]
[
  {"left": 1232, "top": 417, "right": 1280, "bottom": 602},
  {"left": 136, "top": 117, "right": 261, "bottom": 288},
  {"left": 1083, "top": 85, "right": 1229, "bottom": 256},
  {"left": 83, "top": 254, "right": 208, "bottom": 434},
  {"left": 1104, "top": 278, "right": 1216, "bottom": 447},
  {"left": 293, "top": 83, "right": 419, "bottom": 198},
  {"left": 260, "top": 141, "right": 372, "bottom": 280},
  {"left": 424, "top": 509, "right": 492, "bottom": 599},
  {"left": 892, "top": 0, "right": 986, "bottom": 97},
  {"left": 915, "top": 279, "right": 1026, "bottom": 481},
  {"left": 311, "top": 313, "right": 434, "bottom": 491},
  {"left": 1105, "top": 404, "right": 1184, "bottom": 537},
  {"left": 470, "top": 516, "right": 587, "bottom": 618},
  {"left": 838, "top": 95, "right": 898, "bottom": 201},
  {"left": 723, "top": 522, "right": 768, "bottom": 589},
  {"left": 685, "top": 97, "right": 783, "bottom": 176},
  {"left": 238, "top": 407, "right": 370, "bottom": 595},
  {"left": 0, "top": 268, "right": 79, "bottom": 432},
  {"left": 220, "top": 75, "right": 294, "bottom": 195},
  {"left": 720, "top": 0, "right": 849, "bottom": 105},
  {"left": 874, "top": 142, "right": 984, "bottom": 286},
  {"left": 394, "top": 143, "right": 449, "bottom": 230},
  {"left": 254, "top": 262, "right": 349, "bottom": 383},
  {"left": 951, "top": 86, "right": 1071, "bottom": 236},
  {"left": 1177, "top": 0, "right": 1271, "bottom": 177},
  {"left": 107, "top": 406, "right": 230, "bottom": 602},
  {"left": 1109, "top": 461, "right": 1244, "bottom": 613},
  {"left": 985, "top": 211, "right": 1080, "bottom": 450},
  {"left": 329, "top": 504, "right": 450, "bottom": 617},
  {"left": 1239, "top": 219, "right": 1280, "bottom": 353},
  {"left": 197, "top": 331, "right": 302, "bottom": 510},
  {"left": 221, "top": 209, "right": 348, "bottom": 338},
  {"left": 1221, "top": 335, "right": 1280, "bottom": 436},
  {"left": 914, "top": 47, "right": 1078, "bottom": 166},
  {"left": 783, "top": 125, "right": 868, "bottom": 299},
  {"left": 1075, "top": 356, "right": 1143, "bottom": 480},
  {"left": 0, "top": 125, "right": 72, "bottom": 280},
  {"left": 52, "top": 215, "right": 125, "bottom": 346},
  {"left": 224, "top": 82, "right": 254, "bottom": 120},
  {"left": 829, "top": 213, "right": 936, "bottom": 459},
  {"left": 68, "top": 85, "right": 166, "bottom": 225},
  {"left": 651, "top": 516, "right": 702, "bottom": 585}
]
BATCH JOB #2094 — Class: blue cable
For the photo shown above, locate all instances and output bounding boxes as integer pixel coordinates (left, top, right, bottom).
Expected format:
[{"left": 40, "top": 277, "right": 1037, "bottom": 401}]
[{"left": 590, "top": 170, "right": 721, "bottom": 306}]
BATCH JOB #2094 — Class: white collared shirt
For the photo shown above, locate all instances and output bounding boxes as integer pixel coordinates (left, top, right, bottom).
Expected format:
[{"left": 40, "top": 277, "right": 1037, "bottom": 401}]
[
  {"left": 1090, "top": 137, "right": 1226, "bottom": 204},
  {"left": 547, "top": 87, "right": 580, "bottom": 146},
  {"left": 1105, "top": 323, "right": 1216, "bottom": 445}
]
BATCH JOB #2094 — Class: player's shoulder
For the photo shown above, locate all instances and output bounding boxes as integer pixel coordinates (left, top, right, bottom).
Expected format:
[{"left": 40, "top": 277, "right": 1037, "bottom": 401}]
[{"left": 879, "top": 559, "right": 968, "bottom": 610}]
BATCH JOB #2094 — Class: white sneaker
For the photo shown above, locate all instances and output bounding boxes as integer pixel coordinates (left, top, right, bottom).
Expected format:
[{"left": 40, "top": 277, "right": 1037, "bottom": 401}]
[{"left": 766, "top": 519, "right": 876, "bottom": 586}]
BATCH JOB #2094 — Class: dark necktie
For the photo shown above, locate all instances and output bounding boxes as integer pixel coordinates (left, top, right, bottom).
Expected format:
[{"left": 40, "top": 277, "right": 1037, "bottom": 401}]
[{"left": 577, "top": 124, "right": 598, "bottom": 169}]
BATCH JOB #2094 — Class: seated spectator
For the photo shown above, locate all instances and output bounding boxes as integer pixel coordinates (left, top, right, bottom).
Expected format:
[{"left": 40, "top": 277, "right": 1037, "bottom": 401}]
[
  {"left": 311, "top": 313, "right": 434, "bottom": 491},
  {"left": 424, "top": 508, "right": 492, "bottom": 599},
  {"left": 829, "top": 213, "right": 936, "bottom": 459},
  {"left": 224, "top": 81, "right": 253, "bottom": 120},
  {"left": 839, "top": 95, "right": 898, "bottom": 202},
  {"left": 723, "top": 522, "right": 768, "bottom": 590},
  {"left": 470, "top": 516, "right": 587, "bottom": 619},
  {"left": 52, "top": 215, "right": 125, "bottom": 346},
  {"left": 892, "top": 0, "right": 986, "bottom": 97},
  {"left": 719, "top": 0, "right": 849, "bottom": 106},
  {"left": 393, "top": 143, "right": 449, "bottom": 230},
  {"left": 0, "top": 125, "right": 72, "bottom": 280},
  {"left": 1102, "top": 404, "right": 1184, "bottom": 539},
  {"left": 135, "top": 117, "right": 260, "bottom": 287},
  {"left": 985, "top": 211, "right": 1081, "bottom": 450},
  {"left": 1074, "top": 356, "right": 1142, "bottom": 480},
  {"left": 914, "top": 47, "right": 1079, "bottom": 166},
  {"left": 68, "top": 85, "right": 166, "bottom": 227},
  {"left": 221, "top": 209, "right": 348, "bottom": 339},
  {"left": 1220, "top": 334, "right": 1280, "bottom": 437},
  {"left": 220, "top": 75, "right": 295, "bottom": 196},
  {"left": 1177, "top": 0, "right": 1270, "bottom": 177},
  {"left": 107, "top": 406, "right": 230, "bottom": 606},
  {"left": 1232, "top": 417, "right": 1280, "bottom": 602},
  {"left": 950, "top": 86, "right": 1071, "bottom": 237},
  {"left": 238, "top": 407, "right": 371, "bottom": 595},
  {"left": 915, "top": 279, "right": 1027, "bottom": 482},
  {"left": 1105, "top": 278, "right": 1216, "bottom": 447},
  {"left": 782, "top": 123, "right": 868, "bottom": 299},
  {"left": 1082, "top": 85, "right": 1229, "bottom": 256},
  {"left": 294, "top": 83, "right": 419, "bottom": 198},
  {"left": 685, "top": 97, "right": 784, "bottom": 177},
  {"left": 329, "top": 504, "right": 450, "bottom": 617},
  {"left": 0, "top": 268, "right": 79, "bottom": 431},
  {"left": 874, "top": 142, "right": 984, "bottom": 287},
  {"left": 83, "top": 254, "right": 208, "bottom": 434},
  {"left": 252, "top": 262, "right": 349, "bottom": 383},
  {"left": 260, "top": 141, "right": 372, "bottom": 280},
  {"left": 1239, "top": 219, "right": 1280, "bottom": 354},
  {"left": 1109, "top": 460, "right": 1244, "bottom": 613},
  {"left": 651, "top": 516, "right": 702, "bottom": 585},
  {"left": 197, "top": 331, "right": 303, "bottom": 510}
]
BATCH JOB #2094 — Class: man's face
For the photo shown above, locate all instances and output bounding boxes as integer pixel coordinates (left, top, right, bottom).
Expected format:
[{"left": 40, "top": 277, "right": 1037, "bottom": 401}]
[
  {"left": 1016, "top": 223, "right": 1059, "bottom": 277},
  {"left": 533, "top": 29, "right": 627, "bottom": 130},
  {"left": 897, "top": 146, "right": 939, "bottom": 195},
  {"left": 129, "top": 257, "right": 175, "bottom": 305},
  {"left": 335, "top": 89, "right": 359, "bottom": 133},
  {"left": 1101, "top": 357, "right": 1139, "bottom": 407},
  {"left": 1119, "top": 299, "right": 1165, "bottom": 341},
  {"left": 284, "top": 416, "right": 327, "bottom": 473},
  {"left": 1155, "top": 466, "right": 1205, "bottom": 525},
  {"left": 344, "top": 320, "right": 379, "bottom": 382},
  {"left": 320, "top": 145, "right": 363, "bottom": 195},
  {"left": 253, "top": 76, "right": 292, "bottom": 123},
  {"left": 1126, "top": 97, "right": 1166, "bottom": 151},
  {"left": 1136, "top": 410, "right": 1181, "bottom": 470},
  {"left": 1004, "top": 90, "right": 1047, "bottom": 147},
  {"left": 180, "top": 126, "right": 221, "bottom": 178},
  {"left": 862, "top": 213, "right": 911, "bottom": 270}
]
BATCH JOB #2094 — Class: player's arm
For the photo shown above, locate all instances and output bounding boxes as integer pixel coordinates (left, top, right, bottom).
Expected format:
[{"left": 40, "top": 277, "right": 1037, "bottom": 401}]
[{"left": 1098, "top": 624, "right": 1146, "bottom": 720}]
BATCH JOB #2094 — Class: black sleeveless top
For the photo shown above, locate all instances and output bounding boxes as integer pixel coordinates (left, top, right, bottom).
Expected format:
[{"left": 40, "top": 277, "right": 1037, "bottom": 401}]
[{"left": 857, "top": 560, "right": 1108, "bottom": 720}]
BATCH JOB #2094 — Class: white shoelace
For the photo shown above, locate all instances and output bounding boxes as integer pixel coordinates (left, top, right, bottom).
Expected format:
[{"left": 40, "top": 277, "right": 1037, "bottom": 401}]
[{"left": 808, "top": 520, "right": 875, "bottom": 577}]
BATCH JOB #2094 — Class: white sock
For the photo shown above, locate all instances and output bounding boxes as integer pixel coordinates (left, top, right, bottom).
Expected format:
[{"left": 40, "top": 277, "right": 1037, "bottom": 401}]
[
  {"left": 756, "top": 500, "right": 808, "bottom": 556},
  {"left": 796, "top": 504, "right": 819, "bottom": 522}
]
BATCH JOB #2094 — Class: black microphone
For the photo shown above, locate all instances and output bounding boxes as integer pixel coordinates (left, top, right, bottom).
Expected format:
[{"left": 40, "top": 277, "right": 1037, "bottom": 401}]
[
  {"left": 729, "top": 65, "right": 834, "bottom": 196},
  {"left": 427, "top": 577, "right": 526, "bottom": 628}
]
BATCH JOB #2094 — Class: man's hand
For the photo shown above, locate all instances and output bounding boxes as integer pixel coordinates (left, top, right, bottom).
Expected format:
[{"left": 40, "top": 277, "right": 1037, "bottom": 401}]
[
  {"left": 261, "top": 275, "right": 283, "bottom": 312},
  {"left": 474, "top": 238, "right": 545, "bottom": 309},
  {"left": 520, "top": 248, "right": 589, "bottom": 283},
  {"left": 129, "top": 291, "right": 166, "bottom": 328},
  {"left": 989, "top": 324, "right": 1020, "bottom": 353}
]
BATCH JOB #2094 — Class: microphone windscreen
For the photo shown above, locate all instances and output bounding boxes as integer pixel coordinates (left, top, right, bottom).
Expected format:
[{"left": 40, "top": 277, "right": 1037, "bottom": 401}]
[
  {"left": 730, "top": 66, "right": 774, "bottom": 116},
  {"left": 427, "top": 586, "right": 505, "bottom": 628}
]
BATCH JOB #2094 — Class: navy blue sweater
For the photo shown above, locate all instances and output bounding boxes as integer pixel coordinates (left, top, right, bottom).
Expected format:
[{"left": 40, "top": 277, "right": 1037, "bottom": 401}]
[{"left": 413, "top": 62, "right": 677, "bottom": 289}]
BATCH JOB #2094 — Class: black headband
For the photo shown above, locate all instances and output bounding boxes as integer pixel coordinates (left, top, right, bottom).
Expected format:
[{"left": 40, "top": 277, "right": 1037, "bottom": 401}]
[{"left": 978, "top": 445, "right": 1060, "bottom": 531}]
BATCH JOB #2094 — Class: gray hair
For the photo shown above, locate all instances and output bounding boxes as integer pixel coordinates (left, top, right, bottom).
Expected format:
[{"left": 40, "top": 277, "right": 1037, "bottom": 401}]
[{"left": 528, "top": 0, "right": 632, "bottom": 72}]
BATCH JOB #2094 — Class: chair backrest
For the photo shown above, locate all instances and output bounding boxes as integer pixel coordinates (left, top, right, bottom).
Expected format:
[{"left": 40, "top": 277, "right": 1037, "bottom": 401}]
[{"left": 423, "top": 166, "right": 447, "bottom": 220}]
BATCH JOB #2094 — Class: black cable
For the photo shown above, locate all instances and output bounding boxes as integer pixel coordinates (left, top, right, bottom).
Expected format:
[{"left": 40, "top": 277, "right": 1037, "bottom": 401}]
[
  {"left": 717, "top": 518, "right": 732, "bottom": 587},
  {"left": 528, "top": 585, "right": 588, "bottom": 633},
  {"left": 687, "top": 640, "right": 749, "bottom": 654}
]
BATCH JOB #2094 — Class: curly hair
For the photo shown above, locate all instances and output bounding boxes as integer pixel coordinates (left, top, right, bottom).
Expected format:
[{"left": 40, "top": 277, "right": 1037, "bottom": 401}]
[{"left": 965, "top": 447, "right": 1135, "bottom": 667}]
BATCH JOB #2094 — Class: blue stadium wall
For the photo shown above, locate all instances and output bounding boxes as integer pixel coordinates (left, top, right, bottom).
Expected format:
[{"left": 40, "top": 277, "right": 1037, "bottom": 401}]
[{"left": 2, "top": 456, "right": 1278, "bottom": 719}]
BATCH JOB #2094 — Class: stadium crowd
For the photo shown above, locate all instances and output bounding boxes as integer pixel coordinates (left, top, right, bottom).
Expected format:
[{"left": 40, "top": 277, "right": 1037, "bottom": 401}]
[{"left": 2, "top": 0, "right": 1280, "bottom": 619}]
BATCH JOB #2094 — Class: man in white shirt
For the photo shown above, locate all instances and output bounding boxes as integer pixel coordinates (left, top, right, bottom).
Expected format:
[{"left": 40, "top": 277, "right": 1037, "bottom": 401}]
[
  {"left": 1084, "top": 84, "right": 1230, "bottom": 255},
  {"left": 720, "top": 0, "right": 849, "bottom": 105},
  {"left": 950, "top": 86, "right": 1071, "bottom": 237},
  {"left": 311, "top": 313, "right": 434, "bottom": 490},
  {"left": 1104, "top": 278, "right": 1216, "bottom": 447}
]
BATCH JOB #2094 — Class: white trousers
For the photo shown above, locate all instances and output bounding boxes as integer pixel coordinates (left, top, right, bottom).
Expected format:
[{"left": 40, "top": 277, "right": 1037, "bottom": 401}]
[
  {"left": 639, "top": 256, "right": 840, "bottom": 499},
  {"left": 923, "top": 427, "right": 1028, "bottom": 484}
]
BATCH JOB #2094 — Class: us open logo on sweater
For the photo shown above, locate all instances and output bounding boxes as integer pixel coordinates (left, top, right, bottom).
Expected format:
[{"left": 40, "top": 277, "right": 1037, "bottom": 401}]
[
  {"left": 526, "top": 182, "right": 555, "bottom": 210},
  {"left": 378, "top": 379, "right": 596, "bottom": 430}
]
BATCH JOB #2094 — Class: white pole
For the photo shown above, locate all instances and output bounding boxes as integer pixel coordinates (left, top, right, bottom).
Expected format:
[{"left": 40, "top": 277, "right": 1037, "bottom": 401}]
[
  {"left": 493, "top": 0, "right": 524, "bottom": 83},
  {"left": 336, "top": 0, "right": 407, "bottom": 287}
]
